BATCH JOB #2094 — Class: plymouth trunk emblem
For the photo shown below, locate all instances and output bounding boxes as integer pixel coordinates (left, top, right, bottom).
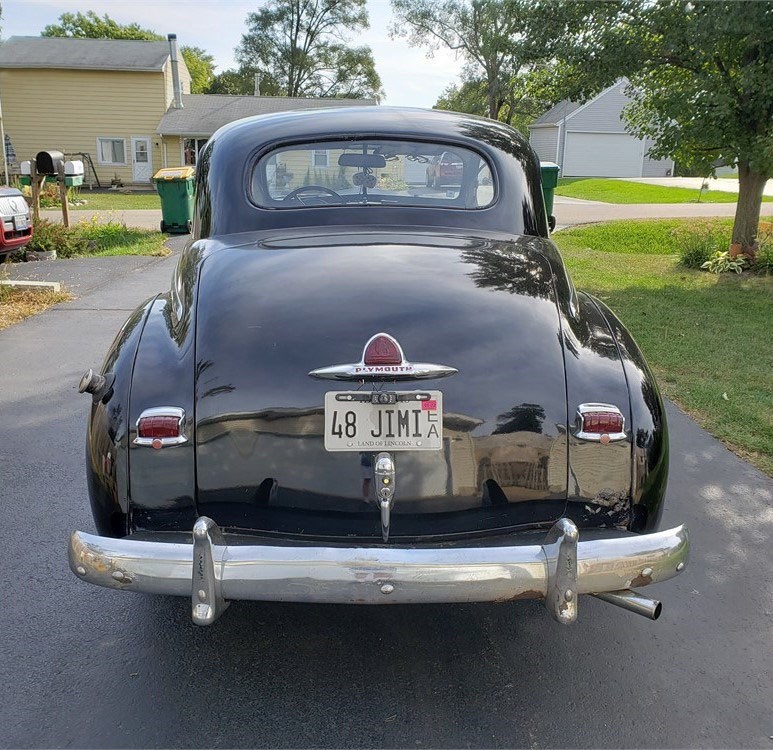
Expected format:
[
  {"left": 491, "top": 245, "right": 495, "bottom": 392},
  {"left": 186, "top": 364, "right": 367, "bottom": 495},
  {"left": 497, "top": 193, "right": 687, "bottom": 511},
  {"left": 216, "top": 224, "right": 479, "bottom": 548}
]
[{"left": 308, "top": 333, "right": 458, "bottom": 381}]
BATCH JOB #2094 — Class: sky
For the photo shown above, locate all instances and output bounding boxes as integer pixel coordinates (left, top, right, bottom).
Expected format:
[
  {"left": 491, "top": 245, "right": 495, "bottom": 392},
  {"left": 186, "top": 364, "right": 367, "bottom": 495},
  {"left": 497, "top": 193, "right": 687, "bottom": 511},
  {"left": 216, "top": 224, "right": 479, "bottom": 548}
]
[{"left": 4, "top": 0, "right": 465, "bottom": 107}]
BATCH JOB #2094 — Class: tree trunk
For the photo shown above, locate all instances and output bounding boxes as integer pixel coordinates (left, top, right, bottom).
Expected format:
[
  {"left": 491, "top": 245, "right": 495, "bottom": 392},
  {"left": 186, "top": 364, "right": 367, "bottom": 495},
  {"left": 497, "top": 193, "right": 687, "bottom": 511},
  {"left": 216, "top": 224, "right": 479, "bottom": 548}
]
[
  {"left": 487, "top": 89, "right": 498, "bottom": 120},
  {"left": 732, "top": 161, "right": 768, "bottom": 256}
]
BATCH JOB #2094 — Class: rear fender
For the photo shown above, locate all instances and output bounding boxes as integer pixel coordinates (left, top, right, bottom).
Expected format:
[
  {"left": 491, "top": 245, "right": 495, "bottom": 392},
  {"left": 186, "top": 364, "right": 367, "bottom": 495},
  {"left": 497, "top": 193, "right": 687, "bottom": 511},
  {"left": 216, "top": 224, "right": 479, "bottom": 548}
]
[
  {"left": 86, "top": 298, "right": 155, "bottom": 537},
  {"left": 560, "top": 292, "right": 634, "bottom": 529},
  {"left": 128, "top": 293, "right": 198, "bottom": 531},
  {"left": 593, "top": 298, "right": 668, "bottom": 532}
]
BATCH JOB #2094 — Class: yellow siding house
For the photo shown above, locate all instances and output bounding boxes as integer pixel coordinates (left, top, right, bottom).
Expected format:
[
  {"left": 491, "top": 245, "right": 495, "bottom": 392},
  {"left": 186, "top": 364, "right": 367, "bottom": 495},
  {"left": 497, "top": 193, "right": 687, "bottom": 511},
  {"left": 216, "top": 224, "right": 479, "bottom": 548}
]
[
  {"left": 0, "top": 36, "right": 191, "bottom": 186},
  {"left": 0, "top": 35, "right": 376, "bottom": 187}
]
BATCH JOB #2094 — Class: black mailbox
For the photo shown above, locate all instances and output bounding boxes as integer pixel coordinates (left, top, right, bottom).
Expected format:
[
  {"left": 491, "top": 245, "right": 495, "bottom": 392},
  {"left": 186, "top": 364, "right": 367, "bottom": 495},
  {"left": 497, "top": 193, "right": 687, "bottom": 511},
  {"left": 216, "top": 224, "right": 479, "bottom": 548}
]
[{"left": 35, "top": 150, "right": 65, "bottom": 175}]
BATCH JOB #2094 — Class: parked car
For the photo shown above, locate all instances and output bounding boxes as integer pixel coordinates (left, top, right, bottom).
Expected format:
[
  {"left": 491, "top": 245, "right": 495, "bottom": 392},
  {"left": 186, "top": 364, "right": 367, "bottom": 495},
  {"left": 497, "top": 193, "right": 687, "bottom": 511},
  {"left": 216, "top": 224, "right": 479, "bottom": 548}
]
[
  {"left": 0, "top": 187, "right": 33, "bottom": 261},
  {"left": 70, "top": 107, "right": 688, "bottom": 626},
  {"left": 425, "top": 150, "right": 464, "bottom": 188}
]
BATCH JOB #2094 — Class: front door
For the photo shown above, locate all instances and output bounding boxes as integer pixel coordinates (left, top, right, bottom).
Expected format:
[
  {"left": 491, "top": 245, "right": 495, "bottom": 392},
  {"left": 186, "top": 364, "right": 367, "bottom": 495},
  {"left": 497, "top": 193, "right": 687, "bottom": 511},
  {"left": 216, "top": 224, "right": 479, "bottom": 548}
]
[{"left": 131, "top": 137, "right": 152, "bottom": 182}]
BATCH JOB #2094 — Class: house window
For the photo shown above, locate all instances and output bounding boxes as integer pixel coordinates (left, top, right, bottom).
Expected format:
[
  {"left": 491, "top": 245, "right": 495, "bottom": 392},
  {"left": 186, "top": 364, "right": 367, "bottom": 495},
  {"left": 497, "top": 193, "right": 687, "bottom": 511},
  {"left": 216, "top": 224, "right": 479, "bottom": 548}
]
[
  {"left": 97, "top": 138, "right": 127, "bottom": 165},
  {"left": 184, "top": 138, "right": 208, "bottom": 166},
  {"left": 312, "top": 149, "right": 329, "bottom": 168}
]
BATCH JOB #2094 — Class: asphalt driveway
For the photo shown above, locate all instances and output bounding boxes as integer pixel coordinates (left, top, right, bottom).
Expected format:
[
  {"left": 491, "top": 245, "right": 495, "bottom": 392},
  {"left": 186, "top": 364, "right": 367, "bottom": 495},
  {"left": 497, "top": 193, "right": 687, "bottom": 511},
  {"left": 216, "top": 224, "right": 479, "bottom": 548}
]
[{"left": 0, "top": 245, "right": 770, "bottom": 748}]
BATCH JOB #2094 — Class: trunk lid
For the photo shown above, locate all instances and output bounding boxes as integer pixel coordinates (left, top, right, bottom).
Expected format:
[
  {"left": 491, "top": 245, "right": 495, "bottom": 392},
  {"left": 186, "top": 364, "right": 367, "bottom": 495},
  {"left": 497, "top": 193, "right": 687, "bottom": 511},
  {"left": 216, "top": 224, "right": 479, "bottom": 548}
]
[{"left": 194, "top": 231, "right": 569, "bottom": 540}]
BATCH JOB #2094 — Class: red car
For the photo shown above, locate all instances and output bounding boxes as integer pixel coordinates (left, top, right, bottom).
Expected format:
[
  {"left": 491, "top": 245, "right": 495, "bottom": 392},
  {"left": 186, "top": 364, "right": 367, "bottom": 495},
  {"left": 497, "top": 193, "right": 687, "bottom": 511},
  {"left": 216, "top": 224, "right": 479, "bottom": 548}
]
[
  {"left": 425, "top": 151, "right": 464, "bottom": 189},
  {"left": 0, "top": 187, "right": 33, "bottom": 262}
]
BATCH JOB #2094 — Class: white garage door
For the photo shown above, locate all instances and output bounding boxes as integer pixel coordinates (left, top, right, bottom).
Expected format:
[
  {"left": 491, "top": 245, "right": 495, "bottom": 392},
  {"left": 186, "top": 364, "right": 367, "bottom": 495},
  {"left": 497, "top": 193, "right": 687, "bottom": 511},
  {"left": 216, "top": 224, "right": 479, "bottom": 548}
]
[{"left": 563, "top": 132, "right": 644, "bottom": 177}]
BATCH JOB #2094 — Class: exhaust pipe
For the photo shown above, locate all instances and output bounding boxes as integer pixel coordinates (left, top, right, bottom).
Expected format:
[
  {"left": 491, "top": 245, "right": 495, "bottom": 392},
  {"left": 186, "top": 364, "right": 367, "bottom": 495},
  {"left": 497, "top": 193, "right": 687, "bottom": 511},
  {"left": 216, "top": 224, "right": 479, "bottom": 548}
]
[{"left": 591, "top": 589, "right": 662, "bottom": 620}]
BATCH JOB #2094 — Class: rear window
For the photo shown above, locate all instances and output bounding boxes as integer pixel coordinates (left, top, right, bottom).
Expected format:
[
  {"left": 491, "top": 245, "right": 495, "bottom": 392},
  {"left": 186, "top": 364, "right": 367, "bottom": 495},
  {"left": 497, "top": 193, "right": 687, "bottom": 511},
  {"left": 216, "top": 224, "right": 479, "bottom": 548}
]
[{"left": 250, "top": 139, "right": 495, "bottom": 209}]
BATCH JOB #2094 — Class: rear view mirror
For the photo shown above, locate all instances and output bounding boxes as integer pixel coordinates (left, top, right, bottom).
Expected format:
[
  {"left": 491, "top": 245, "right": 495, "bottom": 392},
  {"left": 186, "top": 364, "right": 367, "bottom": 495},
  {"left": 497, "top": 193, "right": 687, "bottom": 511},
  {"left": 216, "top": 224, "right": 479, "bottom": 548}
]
[{"left": 338, "top": 153, "right": 387, "bottom": 168}]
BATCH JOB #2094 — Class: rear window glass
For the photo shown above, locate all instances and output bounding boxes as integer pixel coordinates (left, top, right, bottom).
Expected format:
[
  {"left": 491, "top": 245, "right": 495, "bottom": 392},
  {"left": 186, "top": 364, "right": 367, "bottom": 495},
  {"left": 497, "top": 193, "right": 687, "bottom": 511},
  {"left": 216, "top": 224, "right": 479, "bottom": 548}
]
[{"left": 251, "top": 139, "right": 495, "bottom": 209}]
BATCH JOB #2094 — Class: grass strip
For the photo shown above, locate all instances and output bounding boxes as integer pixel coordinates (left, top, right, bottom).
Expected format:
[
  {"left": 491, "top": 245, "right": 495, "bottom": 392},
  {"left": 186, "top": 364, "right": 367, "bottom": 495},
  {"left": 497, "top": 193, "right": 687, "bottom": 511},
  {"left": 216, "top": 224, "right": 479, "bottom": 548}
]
[
  {"left": 553, "top": 219, "right": 773, "bottom": 475},
  {"left": 555, "top": 178, "right": 772, "bottom": 204}
]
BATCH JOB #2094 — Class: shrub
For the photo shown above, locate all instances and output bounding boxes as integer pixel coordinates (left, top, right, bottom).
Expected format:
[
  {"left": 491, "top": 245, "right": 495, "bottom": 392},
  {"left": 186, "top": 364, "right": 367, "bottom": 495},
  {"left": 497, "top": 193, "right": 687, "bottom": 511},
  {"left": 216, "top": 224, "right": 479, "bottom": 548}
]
[
  {"left": 27, "top": 218, "right": 89, "bottom": 258},
  {"left": 700, "top": 250, "right": 750, "bottom": 274},
  {"left": 753, "top": 238, "right": 773, "bottom": 275},
  {"left": 672, "top": 223, "right": 729, "bottom": 268},
  {"left": 27, "top": 216, "right": 164, "bottom": 259}
]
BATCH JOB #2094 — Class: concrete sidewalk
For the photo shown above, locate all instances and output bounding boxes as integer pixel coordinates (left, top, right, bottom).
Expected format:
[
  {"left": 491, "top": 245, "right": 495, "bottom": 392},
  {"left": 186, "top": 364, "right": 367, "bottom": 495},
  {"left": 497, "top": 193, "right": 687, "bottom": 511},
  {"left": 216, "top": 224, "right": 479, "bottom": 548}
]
[
  {"left": 554, "top": 200, "right": 773, "bottom": 226},
  {"left": 619, "top": 176, "right": 773, "bottom": 196}
]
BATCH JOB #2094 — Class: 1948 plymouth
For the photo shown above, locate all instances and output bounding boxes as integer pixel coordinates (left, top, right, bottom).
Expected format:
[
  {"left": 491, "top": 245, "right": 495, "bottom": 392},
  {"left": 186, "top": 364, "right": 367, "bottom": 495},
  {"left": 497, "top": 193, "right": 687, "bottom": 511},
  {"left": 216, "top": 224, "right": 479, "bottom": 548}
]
[{"left": 69, "top": 107, "right": 688, "bottom": 625}]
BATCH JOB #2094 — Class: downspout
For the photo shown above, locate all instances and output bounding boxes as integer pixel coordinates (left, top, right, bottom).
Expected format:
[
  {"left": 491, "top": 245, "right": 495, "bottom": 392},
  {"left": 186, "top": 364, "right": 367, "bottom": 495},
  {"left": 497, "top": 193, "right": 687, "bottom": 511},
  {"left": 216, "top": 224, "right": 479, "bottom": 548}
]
[{"left": 168, "top": 34, "right": 183, "bottom": 109}]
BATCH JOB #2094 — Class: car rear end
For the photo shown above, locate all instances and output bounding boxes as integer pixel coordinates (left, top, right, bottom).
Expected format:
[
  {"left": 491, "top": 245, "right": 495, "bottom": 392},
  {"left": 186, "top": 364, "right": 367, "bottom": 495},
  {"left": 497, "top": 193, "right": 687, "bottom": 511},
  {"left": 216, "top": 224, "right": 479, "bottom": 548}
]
[{"left": 0, "top": 188, "right": 32, "bottom": 260}]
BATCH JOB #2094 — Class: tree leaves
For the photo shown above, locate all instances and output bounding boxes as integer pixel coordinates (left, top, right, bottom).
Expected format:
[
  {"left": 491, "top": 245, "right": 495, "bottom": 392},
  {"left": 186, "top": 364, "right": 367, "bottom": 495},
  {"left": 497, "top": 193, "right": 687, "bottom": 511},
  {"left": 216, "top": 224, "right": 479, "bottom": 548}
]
[{"left": 235, "top": 0, "right": 383, "bottom": 100}]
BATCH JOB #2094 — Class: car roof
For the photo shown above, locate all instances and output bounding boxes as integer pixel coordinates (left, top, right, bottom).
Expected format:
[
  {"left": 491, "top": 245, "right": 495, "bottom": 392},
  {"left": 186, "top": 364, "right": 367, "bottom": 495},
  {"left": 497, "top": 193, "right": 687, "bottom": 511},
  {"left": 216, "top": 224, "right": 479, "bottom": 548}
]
[{"left": 195, "top": 106, "right": 547, "bottom": 239}]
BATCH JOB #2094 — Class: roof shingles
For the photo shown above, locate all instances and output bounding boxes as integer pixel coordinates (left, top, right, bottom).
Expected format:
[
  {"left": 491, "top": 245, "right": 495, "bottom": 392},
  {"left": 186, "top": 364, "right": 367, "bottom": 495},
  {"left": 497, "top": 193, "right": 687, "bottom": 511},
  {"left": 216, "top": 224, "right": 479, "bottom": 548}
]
[
  {"left": 0, "top": 36, "right": 170, "bottom": 72},
  {"left": 157, "top": 94, "right": 376, "bottom": 136}
]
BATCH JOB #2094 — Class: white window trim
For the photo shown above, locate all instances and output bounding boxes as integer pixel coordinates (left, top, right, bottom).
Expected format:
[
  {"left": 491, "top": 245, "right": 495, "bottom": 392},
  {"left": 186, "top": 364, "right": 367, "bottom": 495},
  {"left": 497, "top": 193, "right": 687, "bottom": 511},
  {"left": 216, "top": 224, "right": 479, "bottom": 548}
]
[
  {"left": 96, "top": 137, "right": 128, "bottom": 166},
  {"left": 311, "top": 149, "right": 329, "bottom": 168}
]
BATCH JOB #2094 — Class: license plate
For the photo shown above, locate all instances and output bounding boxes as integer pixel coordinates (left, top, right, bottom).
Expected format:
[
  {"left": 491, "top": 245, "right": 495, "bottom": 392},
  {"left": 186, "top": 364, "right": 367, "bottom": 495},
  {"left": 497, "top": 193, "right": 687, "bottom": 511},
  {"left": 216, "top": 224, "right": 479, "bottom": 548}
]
[
  {"left": 14, "top": 215, "right": 28, "bottom": 231},
  {"left": 324, "top": 391, "right": 443, "bottom": 452}
]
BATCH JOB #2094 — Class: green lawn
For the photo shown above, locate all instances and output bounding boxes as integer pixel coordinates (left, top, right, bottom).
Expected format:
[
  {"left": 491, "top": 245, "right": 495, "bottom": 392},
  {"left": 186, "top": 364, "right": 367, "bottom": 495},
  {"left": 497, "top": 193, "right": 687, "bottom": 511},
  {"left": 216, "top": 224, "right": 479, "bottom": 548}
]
[
  {"left": 553, "top": 219, "right": 773, "bottom": 475},
  {"left": 69, "top": 191, "right": 161, "bottom": 210},
  {"left": 555, "top": 177, "right": 772, "bottom": 204}
]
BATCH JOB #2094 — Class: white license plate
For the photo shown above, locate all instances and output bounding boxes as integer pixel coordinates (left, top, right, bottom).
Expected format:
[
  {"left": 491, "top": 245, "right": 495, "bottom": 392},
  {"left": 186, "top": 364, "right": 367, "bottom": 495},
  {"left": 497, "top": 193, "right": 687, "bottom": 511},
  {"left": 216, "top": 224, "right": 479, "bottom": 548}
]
[
  {"left": 324, "top": 391, "right": 443, "bottom": 452},
  {"left": 14, "top": 215, "right": 28, "bottom": 231}
]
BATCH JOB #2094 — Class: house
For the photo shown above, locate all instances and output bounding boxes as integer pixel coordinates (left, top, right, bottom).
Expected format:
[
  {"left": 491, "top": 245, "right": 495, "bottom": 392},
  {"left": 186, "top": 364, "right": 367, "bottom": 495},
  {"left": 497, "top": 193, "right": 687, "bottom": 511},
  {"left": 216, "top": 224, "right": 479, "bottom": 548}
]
[
  {"left": 0, "top": 36, "right": 375, "bottom": 186},
  {"left": 528, "top": 79, "right": 674, "bottom": 178},
  {"left": 0, "top": 36, "right": 192, "bottom": 186},
  {"left": 157, "top": 94, "right": 376, "bottom": 168}
]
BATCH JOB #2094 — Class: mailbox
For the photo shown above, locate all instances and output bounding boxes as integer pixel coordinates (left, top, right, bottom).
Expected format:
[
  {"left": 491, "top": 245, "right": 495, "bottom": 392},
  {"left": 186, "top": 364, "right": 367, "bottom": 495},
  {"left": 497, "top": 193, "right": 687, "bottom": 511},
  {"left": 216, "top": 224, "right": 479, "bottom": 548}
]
[
  {"left": 64, "top": 160, "right": 85, "bottom": 187},
  {"left": 35, "top": 150, "right": 65, "bottom": 176},
  {"left": 19, "top": 161, "right": 32, "bottom": 186},
  {"left": 65, "top": 160, "right": 84, "bottom": 176}
]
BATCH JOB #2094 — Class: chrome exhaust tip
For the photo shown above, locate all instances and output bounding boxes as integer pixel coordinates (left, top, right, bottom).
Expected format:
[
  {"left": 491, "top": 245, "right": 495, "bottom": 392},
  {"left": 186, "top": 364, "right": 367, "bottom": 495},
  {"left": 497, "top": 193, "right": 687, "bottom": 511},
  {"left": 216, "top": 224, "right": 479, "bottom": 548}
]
[{"left": 591, "top": 589, "right": 662, "bottom": 620}]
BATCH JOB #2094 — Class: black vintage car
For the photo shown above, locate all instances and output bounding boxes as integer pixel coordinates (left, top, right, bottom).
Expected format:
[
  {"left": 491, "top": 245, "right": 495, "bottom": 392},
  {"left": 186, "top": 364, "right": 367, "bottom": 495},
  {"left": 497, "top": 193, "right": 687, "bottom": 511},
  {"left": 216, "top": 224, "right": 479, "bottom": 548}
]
[{"left": 70, "top": 107, "right": 688, "bottom": 625}]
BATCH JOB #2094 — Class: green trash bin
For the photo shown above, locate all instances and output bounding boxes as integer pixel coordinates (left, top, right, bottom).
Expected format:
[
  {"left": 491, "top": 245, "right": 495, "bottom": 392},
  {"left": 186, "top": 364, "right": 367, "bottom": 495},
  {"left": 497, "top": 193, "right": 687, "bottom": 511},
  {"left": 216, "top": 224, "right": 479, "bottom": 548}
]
[
  {"left": 152, "top": 166, "right": 195, "bottom": 234},
  {"left": 539, "top": 161, "right": 560, "bottom": 220}
]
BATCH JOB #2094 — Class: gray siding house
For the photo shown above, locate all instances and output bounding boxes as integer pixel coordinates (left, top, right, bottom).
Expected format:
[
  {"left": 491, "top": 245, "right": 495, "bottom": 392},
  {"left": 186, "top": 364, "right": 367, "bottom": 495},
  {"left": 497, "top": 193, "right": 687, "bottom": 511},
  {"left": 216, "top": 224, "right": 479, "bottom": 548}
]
[{"left": 528, "top": 79, "right": 674, "bottom": 178}]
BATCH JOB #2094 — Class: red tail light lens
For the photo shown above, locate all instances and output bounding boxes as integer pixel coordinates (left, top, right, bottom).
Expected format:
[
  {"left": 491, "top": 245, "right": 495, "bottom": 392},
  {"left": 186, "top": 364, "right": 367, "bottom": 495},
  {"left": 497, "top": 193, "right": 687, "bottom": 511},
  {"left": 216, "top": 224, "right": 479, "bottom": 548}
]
[
  {"left": 364, "top": 334, "right": 402, "bottom": 365},
  {"left": 137, "top": 415, "right": 181, "bottom": 439},
  {"left": 580, "top": 411, "right": 624, "bottom": 434}
]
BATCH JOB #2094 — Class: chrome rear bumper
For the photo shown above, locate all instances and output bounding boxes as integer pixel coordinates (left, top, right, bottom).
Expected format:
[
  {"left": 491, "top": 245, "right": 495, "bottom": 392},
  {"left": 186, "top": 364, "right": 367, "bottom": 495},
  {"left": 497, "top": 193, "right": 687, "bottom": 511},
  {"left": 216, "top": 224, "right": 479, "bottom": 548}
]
[{"left": 68, "top": 517, "right": 689, "bottom": 626}]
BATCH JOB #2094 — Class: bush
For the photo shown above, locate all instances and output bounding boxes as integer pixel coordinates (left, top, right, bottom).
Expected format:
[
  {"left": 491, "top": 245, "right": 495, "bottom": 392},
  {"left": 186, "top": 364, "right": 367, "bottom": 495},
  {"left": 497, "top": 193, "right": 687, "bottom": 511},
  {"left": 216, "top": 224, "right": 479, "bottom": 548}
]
[
  {"left": 672, "top": 223, "right": 729, "bottom": 268},
  {"left": 27, "top": 218, "right": 89, "bottom": 258},
  {"left": 26, "top": 216, "right": 165, "bottom": 259},
  {"left": 754, "top": 237, "right": 773, "bottom": 275}
]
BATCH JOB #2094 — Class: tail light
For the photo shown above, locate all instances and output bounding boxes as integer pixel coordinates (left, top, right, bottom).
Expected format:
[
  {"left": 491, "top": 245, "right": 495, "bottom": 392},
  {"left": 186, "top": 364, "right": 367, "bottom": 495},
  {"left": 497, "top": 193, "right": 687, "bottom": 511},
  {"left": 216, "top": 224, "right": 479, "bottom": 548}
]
[
  {"left": 134, "top": 407, "right": 187, "bottom": 449},
  {"left": 575, "top": 403, "right": 626, "bottom": 443},
  {"left": 363, "top": 333, "right": 403, "bottom": 365}
]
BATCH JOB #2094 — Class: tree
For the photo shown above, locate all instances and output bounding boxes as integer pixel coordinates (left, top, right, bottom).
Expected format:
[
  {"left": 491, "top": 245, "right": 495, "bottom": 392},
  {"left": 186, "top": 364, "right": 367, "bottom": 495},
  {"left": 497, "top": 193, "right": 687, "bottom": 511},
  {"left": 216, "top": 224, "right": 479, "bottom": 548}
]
[
  {"left": 551, "top": 1, "right": 773, "bottom": 252},
  {"left": 435, "top": 64, "right": 557, "bottom": 133},
  {"left": 392, "top": 0, "right": 595, "bottom": 121},
  {"left": 180, "top": 46, "right": 215, "bottom": 93},
  {"left": 41, "top": 12, "right": 216, "bottom": 96},
  {"left": 42, "top": 11, "right": 158, "bottom": 40},
  {"left": 621, "top": 1, "right": 773, "bottom": 251},
  {"left": 206, "top": 68, "right": 282, "bottom": 96},
  {"left": 235, "top": 0, "right": 383, "bottom": 99}
]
